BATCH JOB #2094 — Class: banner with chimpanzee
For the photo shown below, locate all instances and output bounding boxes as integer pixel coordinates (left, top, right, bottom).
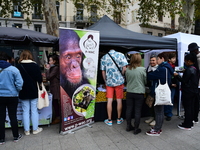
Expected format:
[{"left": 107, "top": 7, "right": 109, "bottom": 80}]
[{"left": 59, "top": 28, "right": 99, "bottom": 134}]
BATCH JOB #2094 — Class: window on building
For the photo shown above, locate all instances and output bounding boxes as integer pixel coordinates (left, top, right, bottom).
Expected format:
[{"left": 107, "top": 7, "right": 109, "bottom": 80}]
[
  {"left": 13, "top": 0, "right": 23, "bottom": 18},
  {"left": 158, "top": 33, "right": 163, "bottom": 37},
  {"left": 171, "top": 16, "right": 175, "bottom": 29},
  {"left": 132, "top": 10, "right": 137, "bottom": 23},
  {"left": 34, "top": 24, "right": 42, "bottom": 32},
  {"left": 158, "top": 14, "right": 163, "bottom": 22},
  {"left": 76, "top": 4, "right": 84, "bottom": 21},
  {"left": 91, "top": 5, "right": 97, "bottom": 22},
  {"left": 32, "top": 4, "right": 43, "bottom": 19},
  {"left": 114, "top": 12, "right": 121, "bottom": 24},
  {"left": 147, "top": 31, "right": 152, "bottom": 35},
  {"left": 13, "top": 23, "right": 22, "bottom": 28},
  {"left": 56, "top": 1, "right": 61, "bottom": 21},
  {"left": 0, "top": 22, "right": 1, "bottom": 26}
]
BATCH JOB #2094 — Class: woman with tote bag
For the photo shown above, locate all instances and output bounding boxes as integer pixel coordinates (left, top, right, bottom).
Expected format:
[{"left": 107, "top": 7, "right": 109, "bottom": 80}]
[{"left": 17, "top": 50, "right": 43, "bottom": 136}]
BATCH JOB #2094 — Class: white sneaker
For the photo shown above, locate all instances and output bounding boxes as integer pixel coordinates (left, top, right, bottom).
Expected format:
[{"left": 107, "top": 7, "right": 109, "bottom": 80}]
[
  {"left": 33, "top": 127, "right": 43, "bottom": 135},
  {"left": 24, "top": 130, "right": 30, "bottom": 136},
  {"left": 145, "top": 117, "right": 154, "bottom": 124},
  {"left": 149, "top": 120, "right": 156, "bottom": 126}
]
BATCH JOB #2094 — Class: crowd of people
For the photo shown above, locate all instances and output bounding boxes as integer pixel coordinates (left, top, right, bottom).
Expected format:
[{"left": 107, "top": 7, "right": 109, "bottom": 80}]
[
  {"left": 100, "top": 42, "right": 200, "bottom": 136},
  {"left": 0, "top": 50, "right": 60, "bottom": 145},
  {"left": 0, "top": 41, "right": 200, "bottom": 145}
]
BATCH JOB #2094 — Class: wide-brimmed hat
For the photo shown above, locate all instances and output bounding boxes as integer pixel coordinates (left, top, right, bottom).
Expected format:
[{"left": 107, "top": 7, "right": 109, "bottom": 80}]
[{"left": 188, "top": 42, "right": 199, "bottom": 51}]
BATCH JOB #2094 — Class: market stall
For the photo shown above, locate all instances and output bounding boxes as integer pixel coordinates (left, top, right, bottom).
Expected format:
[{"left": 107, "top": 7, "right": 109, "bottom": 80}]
[{"left": 87, "top": 15, "right": 178, "bottom": 121}]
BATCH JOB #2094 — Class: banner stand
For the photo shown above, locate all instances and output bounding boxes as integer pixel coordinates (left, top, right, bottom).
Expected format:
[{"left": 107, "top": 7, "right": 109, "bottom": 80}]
[
  {"left": 59, "top": 28, "right": 99, "bottom": 134},
  {"left": 60, "top": 122, "right": 93, "bottom": 135}
]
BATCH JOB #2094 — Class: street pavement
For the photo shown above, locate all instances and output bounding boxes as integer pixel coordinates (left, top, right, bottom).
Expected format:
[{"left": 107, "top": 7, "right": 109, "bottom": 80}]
[{"left": 1, "top": 112, "right": 200, "bottom": 150}]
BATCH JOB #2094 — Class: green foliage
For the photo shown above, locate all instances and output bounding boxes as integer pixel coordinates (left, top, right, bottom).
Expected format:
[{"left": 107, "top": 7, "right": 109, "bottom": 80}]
[{"left": 137, "top": 0, "right": 183, "bottom": 25}]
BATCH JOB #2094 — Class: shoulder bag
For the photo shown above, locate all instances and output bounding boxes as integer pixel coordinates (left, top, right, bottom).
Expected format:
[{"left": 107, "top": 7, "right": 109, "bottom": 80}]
[
  {"left": 154, "top": 68, "right": 173, "bottom": 106},
  {"left": 20, "top": 64, "right": 49, "bottom": 109}
]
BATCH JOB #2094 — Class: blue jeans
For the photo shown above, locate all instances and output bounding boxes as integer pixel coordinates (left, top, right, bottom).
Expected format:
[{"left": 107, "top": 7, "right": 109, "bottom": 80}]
[
  {"left": 164, "top": 87, "right": 176, "bottom": 117},
  {"left": 20, "top": 98, "right": 39, "bottom": 131}
]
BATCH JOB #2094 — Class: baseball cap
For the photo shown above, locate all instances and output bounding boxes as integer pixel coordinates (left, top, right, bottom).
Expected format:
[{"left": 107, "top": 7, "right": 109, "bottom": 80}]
[{"left": 188, "top": 42, "right": 199, "bottom": 51}]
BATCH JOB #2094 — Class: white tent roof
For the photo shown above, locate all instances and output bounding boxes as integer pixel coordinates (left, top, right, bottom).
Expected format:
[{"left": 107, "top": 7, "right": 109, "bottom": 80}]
[{"left": 165, "top": 32, "right": 200, "bottom": 66}]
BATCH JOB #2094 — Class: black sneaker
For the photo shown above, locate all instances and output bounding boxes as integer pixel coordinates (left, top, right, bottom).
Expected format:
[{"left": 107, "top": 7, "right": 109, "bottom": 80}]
[
  {"left": 14, "top": 134, "right": 23, "bottom": 142},
  {"left": 166, "top": 116, "right": 171, "bottom": 121},
  {"left": 0, "top": 139, "right": 5, "bottom": 145},
  {"left": 177, "top": 124, "right": 191, "bottom": 131}
]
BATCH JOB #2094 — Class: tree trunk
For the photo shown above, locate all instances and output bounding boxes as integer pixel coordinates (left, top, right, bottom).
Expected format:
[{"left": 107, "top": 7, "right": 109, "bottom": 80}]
[
  {"left": 178, "top": 0, "right": 194, "bottom": 33},
  {"left": 42, "top": 0, "right": 59, "bottom": 37}
]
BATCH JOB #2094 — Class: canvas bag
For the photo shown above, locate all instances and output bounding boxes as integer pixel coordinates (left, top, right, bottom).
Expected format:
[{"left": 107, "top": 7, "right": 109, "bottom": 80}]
[
  {"left": 154, "top": 68, "right": 173, "bottom": 106},
  {"left": 37, "top": 82, "right": 49, "bottom": 109}
]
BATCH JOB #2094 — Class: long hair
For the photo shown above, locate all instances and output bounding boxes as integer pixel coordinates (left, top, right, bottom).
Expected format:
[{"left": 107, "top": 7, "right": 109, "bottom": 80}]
[
  {"left": 128, "top": 53, "right": 142, "bottom": 69},
  {"left": 185, "top": 53, "right": 199, "bottom": 75},
  {"left": 18, "top": 50, "right": 33, "bottom": 63}
]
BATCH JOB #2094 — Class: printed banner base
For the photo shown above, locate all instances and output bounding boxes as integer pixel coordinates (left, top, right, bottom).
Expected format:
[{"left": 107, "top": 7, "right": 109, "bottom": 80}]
[{"left": 60, "top": 122, "right": 94, "bottom": 135}]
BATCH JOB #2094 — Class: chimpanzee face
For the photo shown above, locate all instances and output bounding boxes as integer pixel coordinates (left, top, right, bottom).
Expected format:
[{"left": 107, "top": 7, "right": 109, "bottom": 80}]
[{"left": 60, "top": 40, "right": 83, "bottom": 84}]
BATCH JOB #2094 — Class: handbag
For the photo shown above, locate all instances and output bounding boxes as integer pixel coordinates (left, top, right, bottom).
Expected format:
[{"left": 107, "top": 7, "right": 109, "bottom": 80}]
[
  {"left": 154, "top": 68, "right": 173, "bottom": 106},
  {"left": 145, "top": 95, "right": 154, "bottom": 108},
  {"left": 37, "top": 82, "right": 49, "bottom": 109}
]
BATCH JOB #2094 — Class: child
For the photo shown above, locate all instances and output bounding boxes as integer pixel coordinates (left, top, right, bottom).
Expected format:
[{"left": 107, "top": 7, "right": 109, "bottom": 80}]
[{"left": 175, "top": 53, "right": 199, "bottom": 130}]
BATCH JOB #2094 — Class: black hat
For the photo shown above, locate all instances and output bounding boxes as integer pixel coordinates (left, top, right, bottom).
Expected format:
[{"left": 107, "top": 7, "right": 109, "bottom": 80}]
[{"left": 188, "top": 42, "right": 199, "bottom": 51}]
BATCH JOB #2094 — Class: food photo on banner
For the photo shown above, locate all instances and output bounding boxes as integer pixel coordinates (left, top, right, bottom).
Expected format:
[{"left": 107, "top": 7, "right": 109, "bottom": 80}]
[{"left": 59, "top": 28, "right": 100, "bottom": 134}]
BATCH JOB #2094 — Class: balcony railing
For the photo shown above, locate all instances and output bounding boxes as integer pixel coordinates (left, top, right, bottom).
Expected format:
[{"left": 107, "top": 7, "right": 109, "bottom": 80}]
[{"left": 73, "top": 15, "right": 98, "bottom": 23}]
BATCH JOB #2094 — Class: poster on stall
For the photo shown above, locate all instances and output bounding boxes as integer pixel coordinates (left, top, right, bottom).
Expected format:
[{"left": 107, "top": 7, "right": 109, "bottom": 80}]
[
  {"left": 59, "top": 28, "right": 99, "bottom": 134},
  {"left": 5, "top": 94, "right": 53, "bottom": 128}
]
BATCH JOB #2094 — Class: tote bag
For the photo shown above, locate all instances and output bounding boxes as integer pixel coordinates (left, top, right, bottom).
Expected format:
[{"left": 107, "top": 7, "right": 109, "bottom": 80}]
[
  {"left": 37, "top": 82, "right": 49, "bottom": 109},
  {"left": 154, "top": 68, "right": 173, "bottom": 106}
]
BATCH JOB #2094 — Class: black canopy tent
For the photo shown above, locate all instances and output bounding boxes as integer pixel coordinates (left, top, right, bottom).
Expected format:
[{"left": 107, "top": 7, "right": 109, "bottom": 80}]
[
  {"left": 0, "top": 27, "right": 59, "bottom": 64},
  {"left": 88, "top": 16, "right": 178, "bottom": 121},
  {"left": 87, "top": 15, "right": 177, "bottom": 52},
  {"left": 0, "top": 27, "right": 58, "bottom": 47}
]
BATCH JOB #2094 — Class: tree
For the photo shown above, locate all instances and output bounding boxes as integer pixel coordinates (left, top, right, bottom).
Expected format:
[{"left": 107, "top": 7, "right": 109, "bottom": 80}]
[
  {"left": 137, "top": 0, "right": 200, "bottom": 33},
  {"left": 0, "top": 0, "right": 131, "bottom": 37}
]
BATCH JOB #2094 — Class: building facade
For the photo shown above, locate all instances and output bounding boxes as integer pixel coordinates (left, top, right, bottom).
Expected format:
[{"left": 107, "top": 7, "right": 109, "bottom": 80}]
[{"left": 0, "top": 0, "right": 179, "bottom": 36}]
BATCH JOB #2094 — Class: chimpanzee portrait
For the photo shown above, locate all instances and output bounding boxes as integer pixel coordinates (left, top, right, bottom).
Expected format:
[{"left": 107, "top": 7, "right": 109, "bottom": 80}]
[
  {"left": 73, "top": 88, "right": 95, "bottom": 109},
  {"left": 59, "top": 29, "right": 89, "bottom": 98}
]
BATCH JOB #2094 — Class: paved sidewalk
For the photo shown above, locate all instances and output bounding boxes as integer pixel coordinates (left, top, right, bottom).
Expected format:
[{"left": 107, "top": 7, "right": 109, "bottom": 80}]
[
  {"left": 1, "top": 115, "right": 200, "bottom": 150},
  {"left": 0, "top": 116, "right": 200, "bottom": 150}
]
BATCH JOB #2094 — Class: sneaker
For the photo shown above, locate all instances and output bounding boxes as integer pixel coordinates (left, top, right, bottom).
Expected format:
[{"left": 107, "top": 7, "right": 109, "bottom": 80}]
[
  {"left": 117, "top": 118, "right": 124, "bottom": 124},
  {"left": 126, "top": 125, "right": 135, "bottom": 132},
  {"left": 145, "top": 117, "right": 154, "bottom": 124},
  {"left": 0, "top": 139, "right": 5, "bottom": 145},
  {"left": 150, "top": 127, "right": 162, "bottom": 134},
  {"left": 33, "top": 127, "right": 43, "bottom": 134},
  {"left": 104, "top": 119, "right": 112, "bottom": 126},
  {"left": 166, "top": 116, "right": 171, "bottom": 121},
  {"left": 193, "top": 120, "right": 199, "bottom": 124},
  {"left": 14, "top": 134, "right": 23, "bottom": 142},
  {"left": 24, "top": 130, "right": 30, "bottom": 136},
  {"left": 134, "top": 128, "right": 141, "bottom": 135},
  {"left": 146, "top": 129, "right": 161, "bottom": 136},
  {"left": 177, "top": 124, "right": 191, "bottom": 131},
  {"left": 149, "top": 120, "right": 156, "bottom": 126}
]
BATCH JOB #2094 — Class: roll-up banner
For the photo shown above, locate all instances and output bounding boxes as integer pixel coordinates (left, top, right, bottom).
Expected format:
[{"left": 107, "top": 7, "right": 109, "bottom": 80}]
[{"left": 59, "top": 28, "right": 99, "bottom": 134}]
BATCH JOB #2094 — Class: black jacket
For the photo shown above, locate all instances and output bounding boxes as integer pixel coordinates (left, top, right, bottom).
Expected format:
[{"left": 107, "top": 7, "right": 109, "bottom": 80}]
[
  {"left": 16, "top": 62, "right": 42, "bottom": 99},
  {"left": 178, "top": 66, "right": 198, "bottom": 94}
]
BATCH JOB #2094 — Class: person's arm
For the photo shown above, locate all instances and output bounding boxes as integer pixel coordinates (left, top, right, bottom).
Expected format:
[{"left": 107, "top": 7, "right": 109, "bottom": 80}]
[
  {"left": 14, "top": 68, "right": 24, "bottom": 92},
  {"left": 102, "top": 70, "right": 106, "bottom": 84},
  {"left": 122, "top": 66, "right": 127, "bottom": 75},
  {"left": 46, "top": 66, "right": 59, "bottom": 80}
]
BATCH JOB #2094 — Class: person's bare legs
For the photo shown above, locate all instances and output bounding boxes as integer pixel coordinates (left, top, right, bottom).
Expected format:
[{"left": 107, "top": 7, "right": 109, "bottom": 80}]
[
  {"left": 107, "top": 98, "right": 113, "bottom": 120},
  {"left": 116, "top": 99, "right": 122, "bottom": 118}
]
